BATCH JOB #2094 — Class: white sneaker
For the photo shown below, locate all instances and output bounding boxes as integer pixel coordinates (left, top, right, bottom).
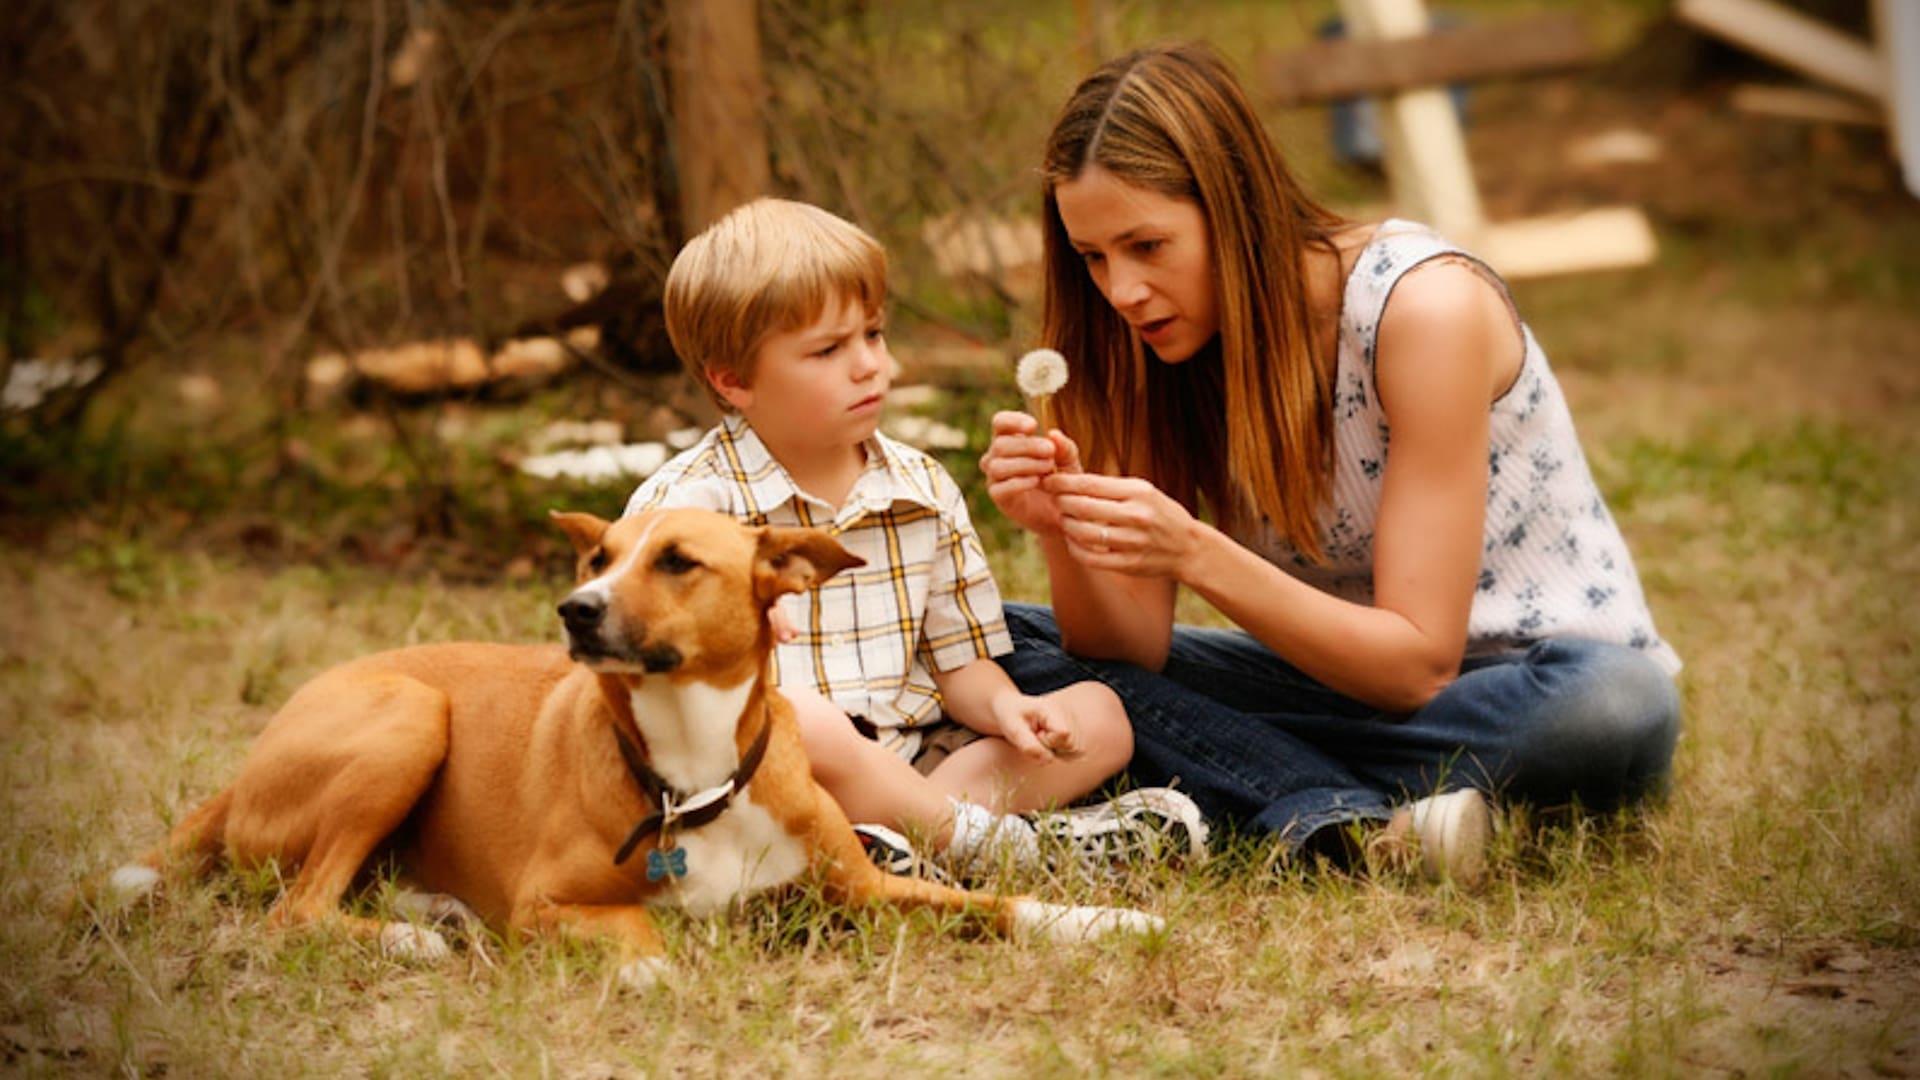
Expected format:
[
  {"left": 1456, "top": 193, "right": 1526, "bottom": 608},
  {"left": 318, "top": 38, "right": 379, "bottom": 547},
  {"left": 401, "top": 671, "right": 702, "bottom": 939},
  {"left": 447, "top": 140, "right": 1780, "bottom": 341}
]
[
  {"left": 1030, "top": 787, "right": 1211, "bottom": 873},
  {"left": 853, "top": 822, "right": 954, "bottom": 885},
  {"left": 942, "top": 800, "right": 1045, "bottom": 877},
  {"left": 1402, "top": 788, "right": 1492, "bottom": 885}
]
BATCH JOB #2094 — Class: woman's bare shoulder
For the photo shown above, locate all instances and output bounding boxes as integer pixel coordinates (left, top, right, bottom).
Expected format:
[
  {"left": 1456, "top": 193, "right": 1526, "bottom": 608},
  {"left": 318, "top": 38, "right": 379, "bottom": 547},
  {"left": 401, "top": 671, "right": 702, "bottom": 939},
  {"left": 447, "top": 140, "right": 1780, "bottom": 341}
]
[
  {"left": 1331, "top": 222, "right": 1380, "bottom": 264},
  {"left": 1376, "top": 258, "right": 1521, "bottom": 401}
]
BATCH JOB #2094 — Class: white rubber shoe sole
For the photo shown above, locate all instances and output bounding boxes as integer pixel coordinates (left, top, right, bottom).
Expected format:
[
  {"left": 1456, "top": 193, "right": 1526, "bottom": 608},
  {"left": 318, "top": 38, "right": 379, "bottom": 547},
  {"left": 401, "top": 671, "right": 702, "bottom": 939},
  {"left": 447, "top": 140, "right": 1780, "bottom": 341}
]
[
  {"left": 1405, "top": 788, "right": 1492, "bottom": 886},
  {"left": 1032, "top": 787, "right": 1212, "bottom": 869}
]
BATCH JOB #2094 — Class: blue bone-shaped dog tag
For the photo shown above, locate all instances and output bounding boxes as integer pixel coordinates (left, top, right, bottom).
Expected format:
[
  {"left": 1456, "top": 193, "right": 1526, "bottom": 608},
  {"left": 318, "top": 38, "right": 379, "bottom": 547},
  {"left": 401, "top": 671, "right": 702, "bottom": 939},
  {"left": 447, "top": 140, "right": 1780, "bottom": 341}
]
[{"left": 647, "top": 846, "right": 688, "bottom": 881}]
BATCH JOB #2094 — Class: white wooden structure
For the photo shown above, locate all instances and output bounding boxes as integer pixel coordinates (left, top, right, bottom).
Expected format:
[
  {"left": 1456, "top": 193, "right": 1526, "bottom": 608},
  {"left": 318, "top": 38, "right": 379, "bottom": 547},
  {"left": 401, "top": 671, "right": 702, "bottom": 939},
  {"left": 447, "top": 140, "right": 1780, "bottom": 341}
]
[
  {"left": 1678, "top": 0, "right": 1918, "bottom": 199},
  {"left": 1338, "top": 0, "right": 1659, "bottom": 278}
]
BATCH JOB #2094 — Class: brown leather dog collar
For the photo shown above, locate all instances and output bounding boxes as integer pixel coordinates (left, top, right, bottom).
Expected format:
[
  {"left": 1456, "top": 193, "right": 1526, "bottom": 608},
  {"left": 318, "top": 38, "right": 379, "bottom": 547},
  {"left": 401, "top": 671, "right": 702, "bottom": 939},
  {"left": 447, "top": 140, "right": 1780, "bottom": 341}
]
[{"left": 611, "top": 720, "right": 773, "bottom": 867}]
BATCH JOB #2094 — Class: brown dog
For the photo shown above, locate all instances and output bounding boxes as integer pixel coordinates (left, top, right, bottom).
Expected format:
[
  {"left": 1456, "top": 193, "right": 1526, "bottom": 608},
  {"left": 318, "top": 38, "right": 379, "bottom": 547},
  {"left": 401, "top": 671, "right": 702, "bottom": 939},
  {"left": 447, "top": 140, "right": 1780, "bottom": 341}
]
[{"left": 109, "top": 508, "right": 1159, "bottom": 986}]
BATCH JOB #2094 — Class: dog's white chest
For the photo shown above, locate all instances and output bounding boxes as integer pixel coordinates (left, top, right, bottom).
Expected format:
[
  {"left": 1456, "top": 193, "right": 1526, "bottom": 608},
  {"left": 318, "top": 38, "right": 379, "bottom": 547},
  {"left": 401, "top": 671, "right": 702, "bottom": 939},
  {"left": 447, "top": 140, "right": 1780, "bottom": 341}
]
[
  {"left": 623, "top": 679, "right": 807, "bottom": 914},
  {"left": 650, "top": 794, "right": 808, "bottom": 916}
]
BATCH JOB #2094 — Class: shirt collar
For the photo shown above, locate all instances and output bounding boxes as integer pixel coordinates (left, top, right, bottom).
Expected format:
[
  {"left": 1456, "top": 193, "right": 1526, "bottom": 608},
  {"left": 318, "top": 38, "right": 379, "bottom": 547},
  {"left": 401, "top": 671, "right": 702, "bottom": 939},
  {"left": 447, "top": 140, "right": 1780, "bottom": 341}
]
[{"left": 720, "top": 413, "right": 939, "bottom": 525}]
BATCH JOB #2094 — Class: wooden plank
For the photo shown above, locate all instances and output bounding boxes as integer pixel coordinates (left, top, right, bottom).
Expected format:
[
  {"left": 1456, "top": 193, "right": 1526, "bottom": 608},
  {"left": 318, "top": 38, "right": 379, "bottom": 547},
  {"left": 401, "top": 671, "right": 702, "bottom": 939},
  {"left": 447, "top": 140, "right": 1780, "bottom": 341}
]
[
  {"left": 1264, "top": 13, "right": 1594, "bottom": 106},
  {"left": 1479, "top": 207, "right": 1657, "bottom": 280},
  {"left": 1340, "top": 0, "right": 1485, "bottom": 242},
  {"left": 1730, "top": 83, "right": 1885, "bottom": 127},
  {"left": 666, "top": 0, "right": 772, "bottom": 234},
  {"left": 1880, "top": 0, "right": 1920, "bottom": 196},
  {"left": 1677, "top": 0, "right": 1889, "bottom": 103}
]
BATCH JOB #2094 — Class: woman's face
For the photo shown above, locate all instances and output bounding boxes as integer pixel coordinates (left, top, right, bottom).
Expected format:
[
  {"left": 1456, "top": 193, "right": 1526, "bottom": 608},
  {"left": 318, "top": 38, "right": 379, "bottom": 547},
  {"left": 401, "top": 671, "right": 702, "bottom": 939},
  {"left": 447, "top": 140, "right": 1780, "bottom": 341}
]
[{"left": 1053, "top": 164, "right": 1218, "bottom": 364}]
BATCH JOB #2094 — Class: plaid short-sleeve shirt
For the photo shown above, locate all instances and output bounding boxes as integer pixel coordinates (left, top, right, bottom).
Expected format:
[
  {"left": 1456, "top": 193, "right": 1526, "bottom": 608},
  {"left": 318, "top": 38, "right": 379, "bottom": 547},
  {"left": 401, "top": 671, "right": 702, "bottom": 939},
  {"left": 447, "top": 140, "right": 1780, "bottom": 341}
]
[{"left": 623, "top": 414, "right": 1012, "bottom": 760}]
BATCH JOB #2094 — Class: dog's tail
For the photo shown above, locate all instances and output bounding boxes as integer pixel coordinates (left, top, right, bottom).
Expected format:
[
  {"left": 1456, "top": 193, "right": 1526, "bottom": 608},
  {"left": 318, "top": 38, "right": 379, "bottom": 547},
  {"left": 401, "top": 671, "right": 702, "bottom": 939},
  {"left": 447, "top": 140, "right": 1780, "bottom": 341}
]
[
  {"left": 156, "top": 786, "right": 235, "bottom": 872},
  {"left": 100, "top": 786, "right": 235, "bottom": 906}
]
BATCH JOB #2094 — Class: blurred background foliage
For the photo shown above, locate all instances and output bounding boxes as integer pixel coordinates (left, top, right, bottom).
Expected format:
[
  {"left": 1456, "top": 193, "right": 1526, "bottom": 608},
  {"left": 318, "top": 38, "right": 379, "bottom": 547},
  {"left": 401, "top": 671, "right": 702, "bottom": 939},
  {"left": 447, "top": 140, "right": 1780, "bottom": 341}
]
[{"left": 0, "top": 0, "right": 1909, "bottom": 581}]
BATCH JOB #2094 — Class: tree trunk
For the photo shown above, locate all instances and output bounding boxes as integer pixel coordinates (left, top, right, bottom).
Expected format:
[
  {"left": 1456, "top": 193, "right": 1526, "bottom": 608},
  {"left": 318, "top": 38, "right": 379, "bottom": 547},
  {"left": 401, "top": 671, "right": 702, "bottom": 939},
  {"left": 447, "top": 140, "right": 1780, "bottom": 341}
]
[{"left": 665, "top": 0, "right": 772, "bottom": 235}]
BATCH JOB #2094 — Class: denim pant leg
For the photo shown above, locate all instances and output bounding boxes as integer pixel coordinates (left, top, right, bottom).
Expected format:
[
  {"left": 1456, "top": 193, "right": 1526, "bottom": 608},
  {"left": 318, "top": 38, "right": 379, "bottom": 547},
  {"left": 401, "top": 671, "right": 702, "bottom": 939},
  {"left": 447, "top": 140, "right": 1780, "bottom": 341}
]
[
  {"left": 997, "top": 604, "right": 1682, "bottom": 850},
  {"left": 1257, "top": 637, "right": 1681, "bottom": 812},
  {"left": 995, "top": 604, "right": 1398, "bottom": 845},
  {"left": 1417, "top": 638, "right": 1682, "bottom": 809}
]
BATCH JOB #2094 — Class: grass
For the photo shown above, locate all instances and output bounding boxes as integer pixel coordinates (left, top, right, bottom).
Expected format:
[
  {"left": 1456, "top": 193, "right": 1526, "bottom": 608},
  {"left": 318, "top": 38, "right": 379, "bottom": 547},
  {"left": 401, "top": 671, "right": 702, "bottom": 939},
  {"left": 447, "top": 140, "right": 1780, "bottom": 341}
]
[
  {"left": 5, "top": 2, "right": 1919, "bottom": 1074},
  {"left": 5, "top": 328, "right": 1915, "bottom": 1075}
]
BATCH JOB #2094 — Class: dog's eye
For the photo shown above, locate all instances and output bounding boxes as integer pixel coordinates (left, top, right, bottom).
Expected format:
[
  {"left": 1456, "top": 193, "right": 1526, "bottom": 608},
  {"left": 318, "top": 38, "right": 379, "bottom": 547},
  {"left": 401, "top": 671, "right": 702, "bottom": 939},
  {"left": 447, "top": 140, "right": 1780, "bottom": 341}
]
[
  {"left": 654, "top": 548, "right": 700, "bottom": 576},
  {"left": 587, "top": 550, "right": 611, "bottom": 573}
]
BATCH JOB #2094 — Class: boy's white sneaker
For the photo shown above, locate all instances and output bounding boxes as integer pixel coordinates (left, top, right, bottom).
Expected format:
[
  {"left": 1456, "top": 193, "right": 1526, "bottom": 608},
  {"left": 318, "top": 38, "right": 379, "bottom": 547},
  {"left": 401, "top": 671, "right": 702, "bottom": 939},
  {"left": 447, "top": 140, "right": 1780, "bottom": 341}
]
[
  {"left": 1030, "top": 787, "right": 1211, "bottom": 873},
  {"left": 941, "top": 799, "right": 1044, "bottom": 877},
  {"left": 853, "top": 822, "right": 954, "bottom": 885}
]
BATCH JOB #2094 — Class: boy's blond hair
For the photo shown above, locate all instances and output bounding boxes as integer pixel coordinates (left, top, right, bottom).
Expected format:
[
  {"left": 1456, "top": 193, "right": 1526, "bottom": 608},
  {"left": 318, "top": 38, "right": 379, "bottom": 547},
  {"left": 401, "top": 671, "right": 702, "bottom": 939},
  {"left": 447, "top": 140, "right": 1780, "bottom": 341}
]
[{"left": 664, "top": 198, "right": 888, "bottom": 410}]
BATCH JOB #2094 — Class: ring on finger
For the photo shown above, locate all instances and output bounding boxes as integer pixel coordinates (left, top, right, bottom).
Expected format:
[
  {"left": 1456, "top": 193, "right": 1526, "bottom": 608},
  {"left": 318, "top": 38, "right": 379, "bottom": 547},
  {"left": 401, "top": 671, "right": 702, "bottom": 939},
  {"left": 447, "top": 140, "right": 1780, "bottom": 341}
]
[{"left": 1099, "top": 525, "right": 1111, "bottom": 547}]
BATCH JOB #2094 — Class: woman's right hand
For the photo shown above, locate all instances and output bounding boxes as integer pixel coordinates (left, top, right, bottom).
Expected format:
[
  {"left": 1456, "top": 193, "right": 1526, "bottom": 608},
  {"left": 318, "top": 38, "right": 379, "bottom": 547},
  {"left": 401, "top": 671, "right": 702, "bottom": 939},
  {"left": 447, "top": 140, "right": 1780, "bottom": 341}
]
[{"left": 980, "top": 411, "right": 1082, "bottom": 537}]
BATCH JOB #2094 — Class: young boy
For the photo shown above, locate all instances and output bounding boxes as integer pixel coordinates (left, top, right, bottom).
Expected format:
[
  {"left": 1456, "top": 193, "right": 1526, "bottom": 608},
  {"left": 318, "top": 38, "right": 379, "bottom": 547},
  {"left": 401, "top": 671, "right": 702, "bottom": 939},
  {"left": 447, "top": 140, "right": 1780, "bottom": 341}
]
[{"left": 624, "top": 198, "right": 1204, "bottom": 875}]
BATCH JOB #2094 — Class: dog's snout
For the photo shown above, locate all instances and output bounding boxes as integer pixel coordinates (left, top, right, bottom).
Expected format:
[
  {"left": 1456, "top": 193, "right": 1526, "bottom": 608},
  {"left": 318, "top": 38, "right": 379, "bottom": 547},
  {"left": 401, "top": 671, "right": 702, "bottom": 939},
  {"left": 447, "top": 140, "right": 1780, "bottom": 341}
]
[{"left": 558, "top": 593, "right": 606, "bottom": 630}]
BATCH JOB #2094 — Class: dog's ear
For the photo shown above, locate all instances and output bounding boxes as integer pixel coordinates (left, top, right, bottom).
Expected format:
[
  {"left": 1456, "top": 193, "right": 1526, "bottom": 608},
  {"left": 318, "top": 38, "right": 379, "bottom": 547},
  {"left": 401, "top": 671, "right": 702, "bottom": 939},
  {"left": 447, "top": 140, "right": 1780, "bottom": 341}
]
[
  {"left": 549, "top": 510, "right": 611, "bottom": 558},
  {"left": 753, "top": 527, "right": 865, "bottom": 603}
]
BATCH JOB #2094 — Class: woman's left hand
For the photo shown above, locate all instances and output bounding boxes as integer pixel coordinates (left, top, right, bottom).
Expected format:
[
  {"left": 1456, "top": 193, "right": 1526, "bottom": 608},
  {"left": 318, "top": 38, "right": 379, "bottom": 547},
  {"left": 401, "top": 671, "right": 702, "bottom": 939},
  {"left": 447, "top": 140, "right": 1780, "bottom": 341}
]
[{"left": 1043, "top": 471, "right": 1202, "bottom": 580}]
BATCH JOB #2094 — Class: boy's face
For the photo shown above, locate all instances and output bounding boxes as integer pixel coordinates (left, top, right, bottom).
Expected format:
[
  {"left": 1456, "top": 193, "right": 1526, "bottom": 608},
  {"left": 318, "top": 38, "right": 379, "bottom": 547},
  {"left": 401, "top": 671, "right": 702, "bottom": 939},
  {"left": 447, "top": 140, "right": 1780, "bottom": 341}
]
[{"left": 712, "top": 293, "right": 892, "bottom": 457}]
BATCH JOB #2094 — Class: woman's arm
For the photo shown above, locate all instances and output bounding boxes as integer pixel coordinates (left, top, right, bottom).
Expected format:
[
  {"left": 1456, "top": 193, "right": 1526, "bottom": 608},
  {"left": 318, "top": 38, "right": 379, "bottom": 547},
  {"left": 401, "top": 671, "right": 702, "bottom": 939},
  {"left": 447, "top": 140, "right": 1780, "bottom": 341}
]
[
  {"left": 1037, "top": 526, "right": 1177, "bottom": 667},
  {"left": 1047, "top": 263, "right": 1514, "bottom": 710},
  {"left": 980, "top": 413, "right": 1176, "bottom": 667}
]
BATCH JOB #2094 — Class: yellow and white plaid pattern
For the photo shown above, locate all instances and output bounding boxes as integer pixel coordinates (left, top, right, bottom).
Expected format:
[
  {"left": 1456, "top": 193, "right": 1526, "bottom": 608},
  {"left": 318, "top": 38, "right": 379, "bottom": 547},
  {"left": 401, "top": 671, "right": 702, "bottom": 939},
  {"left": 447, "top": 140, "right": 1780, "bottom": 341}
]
[{"left": 624, "top": 414, "right": 1012, "bottom": 760}]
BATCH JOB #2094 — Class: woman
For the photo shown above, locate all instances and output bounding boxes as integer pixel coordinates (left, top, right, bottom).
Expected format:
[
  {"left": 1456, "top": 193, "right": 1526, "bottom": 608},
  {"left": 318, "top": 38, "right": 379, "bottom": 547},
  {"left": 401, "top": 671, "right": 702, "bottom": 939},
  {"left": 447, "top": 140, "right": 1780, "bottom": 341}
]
[{"left": 983, "top": 42, "right": 1681, "bottom": 882}]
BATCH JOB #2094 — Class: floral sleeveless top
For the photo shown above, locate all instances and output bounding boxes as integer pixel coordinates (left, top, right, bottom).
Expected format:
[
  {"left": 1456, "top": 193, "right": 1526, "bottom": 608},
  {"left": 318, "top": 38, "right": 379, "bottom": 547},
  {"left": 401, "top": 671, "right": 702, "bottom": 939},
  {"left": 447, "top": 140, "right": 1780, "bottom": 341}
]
[{"left": 1232, "top": 221, "right": 1681, "bottom": 675}]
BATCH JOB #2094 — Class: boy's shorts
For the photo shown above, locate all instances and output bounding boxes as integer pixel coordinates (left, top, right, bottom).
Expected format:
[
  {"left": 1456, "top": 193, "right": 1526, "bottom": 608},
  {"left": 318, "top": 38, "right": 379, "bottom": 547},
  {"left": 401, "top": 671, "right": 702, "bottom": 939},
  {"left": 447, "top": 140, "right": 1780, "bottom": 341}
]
[{"left": 849, "top": 714, "right": 980, "bottom": 776}]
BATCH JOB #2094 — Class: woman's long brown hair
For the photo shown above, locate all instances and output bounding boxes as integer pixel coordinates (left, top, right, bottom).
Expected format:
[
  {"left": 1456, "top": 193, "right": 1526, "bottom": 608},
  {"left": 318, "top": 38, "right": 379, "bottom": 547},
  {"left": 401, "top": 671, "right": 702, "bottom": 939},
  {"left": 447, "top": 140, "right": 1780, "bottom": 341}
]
[{"left": 1041, "top": 41, "right": 1345, "bottom": 560}]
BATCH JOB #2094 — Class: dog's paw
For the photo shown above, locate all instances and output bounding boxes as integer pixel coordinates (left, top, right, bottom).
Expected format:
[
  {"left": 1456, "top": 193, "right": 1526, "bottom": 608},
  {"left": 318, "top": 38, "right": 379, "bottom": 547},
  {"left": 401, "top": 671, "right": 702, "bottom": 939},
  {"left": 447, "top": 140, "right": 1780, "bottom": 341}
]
[
  {"left": 106, "top": 865, "right": 161, "bottom": 905},
  {"left": 1010, "top": 899, "right": 1165, "bottom": 943},
  {"left": 616, "top": 956, "right": 671, "bottom": 992},
  {"left": 378, "top": 922, "right": 452, "bottom": 963}
]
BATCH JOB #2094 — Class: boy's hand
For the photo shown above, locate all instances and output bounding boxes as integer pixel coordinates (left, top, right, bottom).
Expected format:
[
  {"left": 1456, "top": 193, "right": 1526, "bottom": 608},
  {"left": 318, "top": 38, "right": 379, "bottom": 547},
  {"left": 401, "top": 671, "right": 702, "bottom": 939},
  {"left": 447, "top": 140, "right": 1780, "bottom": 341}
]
[
  {"left": 989, "top": 690, "right": 1084, "bottom": 763},
  {"left": 768, "top": 602, "right": 798, "bottom": 644}
]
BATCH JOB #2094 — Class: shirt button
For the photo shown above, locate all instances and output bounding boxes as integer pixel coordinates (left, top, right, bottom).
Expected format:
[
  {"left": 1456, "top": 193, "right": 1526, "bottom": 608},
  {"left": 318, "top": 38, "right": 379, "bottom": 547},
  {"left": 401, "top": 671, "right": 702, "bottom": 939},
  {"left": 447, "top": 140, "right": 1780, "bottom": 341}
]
[{"left": 830, "top": 634, "right": 848, "bottom": 648}]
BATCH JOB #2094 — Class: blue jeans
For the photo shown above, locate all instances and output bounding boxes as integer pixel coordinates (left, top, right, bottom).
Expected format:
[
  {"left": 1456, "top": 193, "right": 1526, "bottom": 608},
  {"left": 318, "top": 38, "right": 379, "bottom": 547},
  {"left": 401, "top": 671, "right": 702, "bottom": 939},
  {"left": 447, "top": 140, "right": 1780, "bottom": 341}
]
[{"left": 995, "top": 603, "right": 1680, "bottom": 851}]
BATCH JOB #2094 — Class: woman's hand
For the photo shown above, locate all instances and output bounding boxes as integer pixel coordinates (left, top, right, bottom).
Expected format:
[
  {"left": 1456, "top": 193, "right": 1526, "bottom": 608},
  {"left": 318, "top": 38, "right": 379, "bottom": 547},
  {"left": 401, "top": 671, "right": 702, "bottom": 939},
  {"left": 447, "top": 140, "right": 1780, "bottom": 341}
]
[
  {"left": 980, "top": 411, "right": 1083, "bottom": 537},
  {"left": 1044, "top": 471, "right": 1204, "bottom": 581}
]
